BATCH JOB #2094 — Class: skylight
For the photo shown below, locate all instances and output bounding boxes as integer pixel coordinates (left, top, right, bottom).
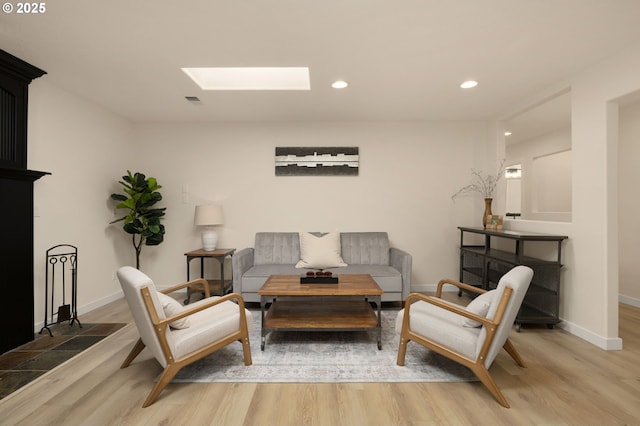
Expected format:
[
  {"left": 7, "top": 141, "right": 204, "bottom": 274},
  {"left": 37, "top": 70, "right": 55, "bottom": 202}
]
[{"left": 181, "top": 67, "right": 311, "bottom": 91}]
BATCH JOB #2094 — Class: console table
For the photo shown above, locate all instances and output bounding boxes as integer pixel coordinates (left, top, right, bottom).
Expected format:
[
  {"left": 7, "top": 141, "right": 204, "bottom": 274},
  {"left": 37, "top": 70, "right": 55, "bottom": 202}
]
[
  {"left": 458, "top": 227, "right": 568, "bottom": 331},
  {"left": 184, "top": 248, "right": 235, "bottom": 304}
]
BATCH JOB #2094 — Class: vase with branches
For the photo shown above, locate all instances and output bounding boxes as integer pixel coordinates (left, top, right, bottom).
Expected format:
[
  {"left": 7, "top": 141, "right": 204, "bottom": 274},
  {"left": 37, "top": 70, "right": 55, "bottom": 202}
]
[
  {"left": 452, "top": 159, "right": 505, "bottom": 228},
  {"left": 110, "top": 171, "right": 166, "bottom": 269}
]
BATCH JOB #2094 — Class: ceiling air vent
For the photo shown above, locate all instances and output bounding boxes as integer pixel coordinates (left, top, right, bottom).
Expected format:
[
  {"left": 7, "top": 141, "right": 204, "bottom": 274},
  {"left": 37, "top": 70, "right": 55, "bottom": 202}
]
[{"left": 185, "top": 96, "right": 201, "bottom": 104}]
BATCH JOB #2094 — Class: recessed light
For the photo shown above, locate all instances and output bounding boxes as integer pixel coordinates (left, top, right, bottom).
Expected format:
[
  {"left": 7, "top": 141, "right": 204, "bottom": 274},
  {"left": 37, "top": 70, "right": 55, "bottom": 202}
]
[
  {"left": 331, "top": 80, "right": 348, "bottom": 89},
  {"left": 181, "top": 67, "right": 310, "bottom": 90},
  {"left": 460, "top": 80, "right": 478, "bottom": 89},
  {"left": 504, "top": 131, "right": 512, "bottom": 136}
]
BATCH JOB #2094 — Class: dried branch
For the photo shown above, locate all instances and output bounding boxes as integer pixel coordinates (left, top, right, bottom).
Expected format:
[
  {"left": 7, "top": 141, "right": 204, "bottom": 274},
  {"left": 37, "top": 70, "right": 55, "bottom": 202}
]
[{"left": 452, "top": 159, "right": 505, "bottom": 200}]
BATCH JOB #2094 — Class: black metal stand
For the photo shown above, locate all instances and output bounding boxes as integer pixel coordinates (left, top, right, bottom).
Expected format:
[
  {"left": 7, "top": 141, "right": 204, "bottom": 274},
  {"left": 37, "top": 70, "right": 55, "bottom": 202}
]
[{"left": 39, "top": 244, "right": 82, "bottom": 337}]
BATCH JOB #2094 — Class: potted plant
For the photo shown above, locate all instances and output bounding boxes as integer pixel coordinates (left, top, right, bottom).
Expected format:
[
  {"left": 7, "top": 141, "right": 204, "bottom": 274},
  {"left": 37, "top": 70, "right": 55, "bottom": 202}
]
[
  {"left": 452, "top": 160, "right": 505, "bottom": 228},
  {"left": 110, "top": 170, "right": 166, "bottom": 269}
]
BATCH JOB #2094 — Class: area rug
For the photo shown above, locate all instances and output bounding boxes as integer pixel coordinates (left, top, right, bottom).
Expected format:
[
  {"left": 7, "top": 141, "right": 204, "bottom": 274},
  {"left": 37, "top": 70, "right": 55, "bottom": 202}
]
[{"left": 173, "top": 309, "right": 476, "bottom": 383}]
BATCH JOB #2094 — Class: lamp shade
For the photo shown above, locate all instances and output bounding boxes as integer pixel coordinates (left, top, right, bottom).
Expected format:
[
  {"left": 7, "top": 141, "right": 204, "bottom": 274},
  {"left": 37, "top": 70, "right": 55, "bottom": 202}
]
[{"left": 194, "top": 204, "right": 224, "bottom": 226}]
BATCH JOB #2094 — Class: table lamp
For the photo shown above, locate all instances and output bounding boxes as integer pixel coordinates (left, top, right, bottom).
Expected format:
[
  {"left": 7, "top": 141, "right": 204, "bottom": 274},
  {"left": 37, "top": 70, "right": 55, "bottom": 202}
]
[{"left": 194, "top": 204, "right": 224, "bottom": 251}]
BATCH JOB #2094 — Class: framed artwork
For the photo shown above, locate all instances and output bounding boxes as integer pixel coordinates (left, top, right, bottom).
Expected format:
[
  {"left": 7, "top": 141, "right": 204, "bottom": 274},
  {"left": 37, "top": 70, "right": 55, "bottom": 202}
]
[{"left": 275, "top": 147, "right": 359, "bottom": 176}]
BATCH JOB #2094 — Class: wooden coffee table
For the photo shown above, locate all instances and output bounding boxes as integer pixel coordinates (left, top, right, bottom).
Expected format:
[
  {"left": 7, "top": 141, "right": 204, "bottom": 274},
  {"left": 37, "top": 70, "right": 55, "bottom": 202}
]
[{"left": 258, "top": 274, "right": 383, "bottom": 350}]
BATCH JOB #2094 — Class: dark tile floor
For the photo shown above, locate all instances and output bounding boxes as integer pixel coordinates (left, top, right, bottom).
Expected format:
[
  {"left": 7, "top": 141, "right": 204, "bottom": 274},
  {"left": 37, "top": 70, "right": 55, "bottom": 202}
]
[{"left": 0, "top": 322, "right": 126, "bottom": 399}]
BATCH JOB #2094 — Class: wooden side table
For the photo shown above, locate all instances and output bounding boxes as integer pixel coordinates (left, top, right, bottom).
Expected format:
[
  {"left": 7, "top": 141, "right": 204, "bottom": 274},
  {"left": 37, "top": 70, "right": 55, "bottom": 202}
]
[{"left": 184, "top": 248, "right": 235, "bottom": 304}]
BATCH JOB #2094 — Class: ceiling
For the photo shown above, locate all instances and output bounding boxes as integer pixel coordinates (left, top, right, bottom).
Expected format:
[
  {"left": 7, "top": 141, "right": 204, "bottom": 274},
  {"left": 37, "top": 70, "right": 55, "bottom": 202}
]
[{"left": 2, "top": 0, "right": 640, "bottom": 123}]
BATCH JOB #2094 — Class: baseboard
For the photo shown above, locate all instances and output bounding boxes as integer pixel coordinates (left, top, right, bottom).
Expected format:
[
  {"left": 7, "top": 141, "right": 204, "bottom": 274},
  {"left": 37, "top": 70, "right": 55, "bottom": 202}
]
[
  {"left": 619, "top": 294, "right": 640, "bottom": 308},
  {"left": 556, "top": 319, "right": 623, "bottom": 350},
  {"left": 34, "top": 290, "right": 124, "bottom": 332}
]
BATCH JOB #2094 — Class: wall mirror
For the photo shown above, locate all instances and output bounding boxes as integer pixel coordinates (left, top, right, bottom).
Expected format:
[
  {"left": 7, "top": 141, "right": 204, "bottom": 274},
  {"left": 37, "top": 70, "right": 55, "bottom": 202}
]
[{"left": 503, "top": 90, "right": 572, "bottom": 222}]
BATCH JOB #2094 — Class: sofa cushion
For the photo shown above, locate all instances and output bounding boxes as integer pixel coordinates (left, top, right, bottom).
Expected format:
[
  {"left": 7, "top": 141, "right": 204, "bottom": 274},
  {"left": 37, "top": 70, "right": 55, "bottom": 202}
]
[
  {"left": 340, "top": 232, "right": 390, "bottom": 265},
  {"left": 244, "top": 264, "right": 302, "bottom": 277},
  {"left": 295, "top": 231, "right": 347, "bottom": 269},
  {"left": 254, "top": 232, "right": 301, "bottom": 265},
  {"left": 326, "top": 264, "right": 402, "bottom": 292},
  {"left": 242, "top": 264, "right": 301, "bottom": 293}
]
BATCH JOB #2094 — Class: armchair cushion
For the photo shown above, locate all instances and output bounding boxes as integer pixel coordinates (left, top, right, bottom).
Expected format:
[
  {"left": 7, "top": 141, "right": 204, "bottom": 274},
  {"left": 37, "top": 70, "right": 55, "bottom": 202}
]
[
  {"left": 479, "top": 266, "right": 533, "bottom": 367},
  {"left": 295, "top": 231, "right": 347, "bottom": 269},
  {"left": 395, "top": 299, "right": 481, "bottom": 360},
  {"left": 156, "top": 292, "right": 190, "bottom": 329},
  {"left": 463, "top": 290, "right": 496, "bottom": 327},
  {"left": 171, "top": 297, "right": 254, "bottom": 359}
]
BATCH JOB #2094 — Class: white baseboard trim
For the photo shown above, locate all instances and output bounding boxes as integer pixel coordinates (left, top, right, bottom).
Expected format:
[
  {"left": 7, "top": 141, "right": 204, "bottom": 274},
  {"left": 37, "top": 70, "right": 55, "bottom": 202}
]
[
  {"left": 34, "top": 290, "right": 124, "bottom": 333},
  {"left": 410, "top": 284, "right": 624, "bottom": 351},
  {"left": 619, "top": 294, "right": 640, "bottom": 308},
  {"left": 556, "top": 319, "right": 623, "bottom": 350}
]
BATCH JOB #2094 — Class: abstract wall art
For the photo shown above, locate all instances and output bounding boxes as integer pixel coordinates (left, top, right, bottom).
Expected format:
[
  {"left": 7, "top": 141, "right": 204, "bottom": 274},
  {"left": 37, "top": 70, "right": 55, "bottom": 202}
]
[{"left": 275, "top": 146, "right": 359, "bottom": 176}]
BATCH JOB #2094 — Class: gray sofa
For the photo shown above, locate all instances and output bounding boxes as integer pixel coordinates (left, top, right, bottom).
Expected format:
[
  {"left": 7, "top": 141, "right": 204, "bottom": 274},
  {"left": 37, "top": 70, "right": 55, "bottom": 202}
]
[{"left": 232, "top": 232, "right": 412, "bottom": 302}]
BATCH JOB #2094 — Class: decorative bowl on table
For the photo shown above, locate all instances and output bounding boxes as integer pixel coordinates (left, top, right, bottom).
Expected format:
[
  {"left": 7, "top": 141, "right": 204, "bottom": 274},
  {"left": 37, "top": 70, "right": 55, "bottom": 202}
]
[{"left": 300, "top": 270, "right": 339, "bottom": 284}]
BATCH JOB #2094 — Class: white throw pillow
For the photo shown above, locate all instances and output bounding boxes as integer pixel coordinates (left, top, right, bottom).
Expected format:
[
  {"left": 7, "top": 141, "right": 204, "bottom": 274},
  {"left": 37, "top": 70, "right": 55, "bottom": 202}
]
[
  {"left": 156, "top": 291, "right": 190, "bottom": 329},
  {"left": 462, "top": 289, "right": 497, "bottom": 327},
  {"left": 295, "top": 231, "right": 348, "bottom": 269}
]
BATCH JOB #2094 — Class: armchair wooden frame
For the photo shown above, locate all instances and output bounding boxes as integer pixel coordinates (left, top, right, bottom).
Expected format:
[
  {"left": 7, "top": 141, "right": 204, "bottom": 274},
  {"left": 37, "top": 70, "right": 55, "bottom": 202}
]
[
  {"left": 121, "top": 278, "right": 252, "bottom": 408},
  {"left": 396, "top": 278, "right": 526, "bottom": 408}
]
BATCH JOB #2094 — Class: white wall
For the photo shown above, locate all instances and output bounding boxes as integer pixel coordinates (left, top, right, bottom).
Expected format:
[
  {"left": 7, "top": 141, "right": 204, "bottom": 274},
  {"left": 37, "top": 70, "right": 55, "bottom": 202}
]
[
  {"left": 130, "top": 122, "right": 490, "bottom": 288},
  {"left": 533, "top": 149, "right": 571, "bottom": 214},
  {"left": 28, "top": 79, "right": 134, "bottom": 325},
  {"left": 506, "top": 127, "right": 572, "bottom": 222},
  {"left": 618, "top": 98, "right": 640, "bottom": 305}
]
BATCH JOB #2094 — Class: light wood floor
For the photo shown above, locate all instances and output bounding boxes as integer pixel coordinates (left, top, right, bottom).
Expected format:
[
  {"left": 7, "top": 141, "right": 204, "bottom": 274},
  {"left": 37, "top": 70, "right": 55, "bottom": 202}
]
[{"left": 1, "top": 296, "right": 639, "bottom": 425}]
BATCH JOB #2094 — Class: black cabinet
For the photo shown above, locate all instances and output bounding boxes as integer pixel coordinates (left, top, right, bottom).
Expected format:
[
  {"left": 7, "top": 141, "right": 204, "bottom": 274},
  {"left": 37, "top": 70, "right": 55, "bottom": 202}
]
[{"left": 458, "top": 226, "right": 567, "bottom": 331}]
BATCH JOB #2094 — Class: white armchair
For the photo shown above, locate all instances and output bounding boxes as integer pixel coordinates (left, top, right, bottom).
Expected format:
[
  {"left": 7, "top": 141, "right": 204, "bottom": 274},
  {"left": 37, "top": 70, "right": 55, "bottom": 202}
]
[
  {"left": 117, "top": 266, "right": 253, "bottom": 407},
  {"left": 396, "top": 265, "right": 533, "bottom": 408}
]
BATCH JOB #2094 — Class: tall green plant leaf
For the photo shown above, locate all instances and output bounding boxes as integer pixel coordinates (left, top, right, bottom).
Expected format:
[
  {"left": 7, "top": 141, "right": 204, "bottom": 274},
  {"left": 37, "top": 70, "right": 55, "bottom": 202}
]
[{"left": 110, "top": 170, "right": 166, "bottom": 269}]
